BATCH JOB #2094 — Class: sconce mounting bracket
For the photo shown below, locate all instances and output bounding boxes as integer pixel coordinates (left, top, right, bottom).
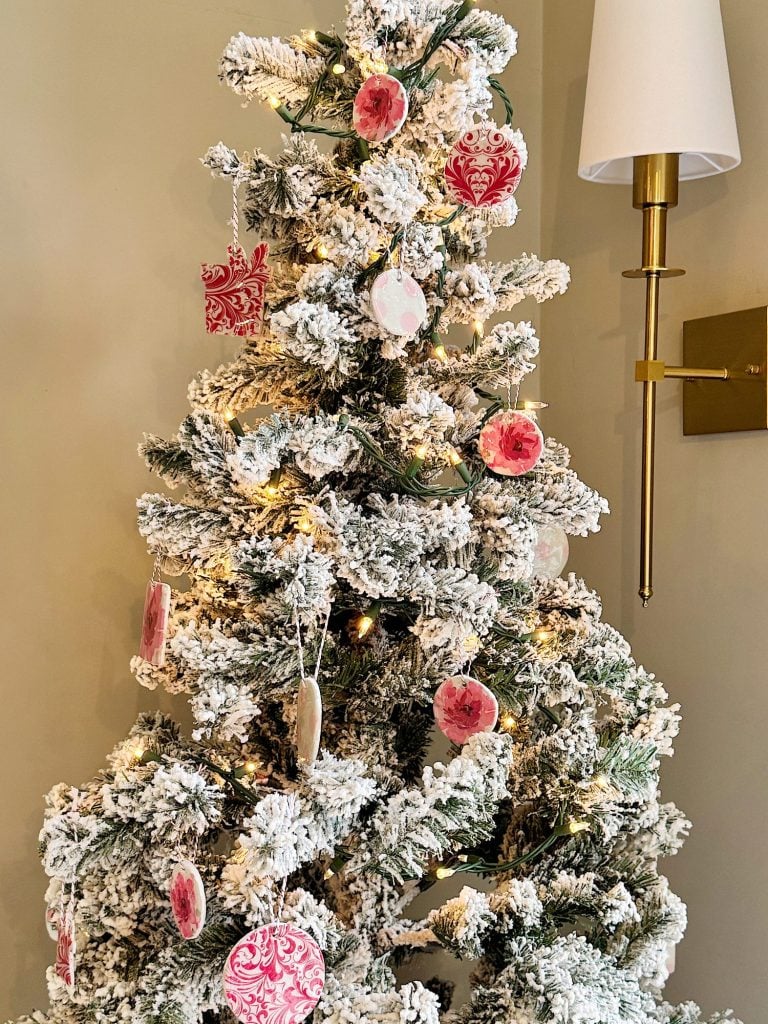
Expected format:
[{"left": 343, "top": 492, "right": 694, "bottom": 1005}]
[{"left": 682, "top": 306, "right": 768, "bottom": 435}]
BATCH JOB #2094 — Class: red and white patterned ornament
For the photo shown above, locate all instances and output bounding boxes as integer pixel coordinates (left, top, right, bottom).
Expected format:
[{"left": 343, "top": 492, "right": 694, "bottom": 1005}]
[
  {"left": 478, "top": 410, "right": 543, "bottom": 477},
  {"left": 170, "top": 860, "right": 207, "bottom": 940},
  {"left": 353, "top": 73, "right": 409, "bottom": 143},
  {"left": 55, "top": 907, "right": 76, "bottom": 995},
  {"left": 444, "top": 123, "right": 524, "bottom": 209},
  {"left": 434, "top": 675, "right": 499, "bottom": 746},
  {"left": 223, "top": 922, "right": 325, "bottom": 1024},
  {"left": 138, "top": 580, "right": 171, "bottom": 668},
  {"left": 532, "top": 524, "right": 569, "bottom": 579},
  {"left": 296, "top": 675, "right": 322, "bottom": 765},
  {"left": 370, "top": 269, "right": 427, "bottom": 337},
  {"left": 201, "top": 243, "right": 270, "bottom": 337}
]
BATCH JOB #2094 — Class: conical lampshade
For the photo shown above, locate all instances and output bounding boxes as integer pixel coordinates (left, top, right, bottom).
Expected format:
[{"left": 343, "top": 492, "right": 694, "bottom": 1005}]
[{"left": 579, "top": 0, "right": 740, "bottom": 184}]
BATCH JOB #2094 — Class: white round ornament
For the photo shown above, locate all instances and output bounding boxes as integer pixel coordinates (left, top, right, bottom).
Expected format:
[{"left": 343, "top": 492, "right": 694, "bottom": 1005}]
[
  {"left": 223, "top": 922, "right": 325, "bottom": 1024},
  {"left": 170, "top": 860, "right": 207, "bottom": 940},
  {"left": 370, "top": 268, "right": 427, "bottom": 337},
  {"left": 532, "top": 524, "right": 569, "bottom": 578}
]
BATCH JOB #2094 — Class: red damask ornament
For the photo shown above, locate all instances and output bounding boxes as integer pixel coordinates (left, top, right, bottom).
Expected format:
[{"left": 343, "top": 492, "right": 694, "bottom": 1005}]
[
  {"left": 201, "top": 243, "right": 270, "bottom": 336},
  {"left": 444, "top": 124, "right": 524, "bottom": 209},
  {"left": 55, "top": 908, "right": 76, "bottom": 995}
]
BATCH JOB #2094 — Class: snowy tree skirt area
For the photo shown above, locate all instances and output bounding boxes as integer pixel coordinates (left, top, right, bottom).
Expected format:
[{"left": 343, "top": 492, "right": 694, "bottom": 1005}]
[{"left": 10, "top": 3, "right": 742, "bottom": 1024}]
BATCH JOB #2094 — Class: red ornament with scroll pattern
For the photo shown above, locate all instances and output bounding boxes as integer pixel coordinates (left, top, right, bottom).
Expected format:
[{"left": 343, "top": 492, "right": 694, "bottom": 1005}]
[
  {"left": 55, "top": 908, "right": 76, "bottom": 994},
  {"left": 444, "top": 124, "right": 524, "bottom": 209},
  {"left": 201, "top": 243, "right": 270, "bottom": 336}
]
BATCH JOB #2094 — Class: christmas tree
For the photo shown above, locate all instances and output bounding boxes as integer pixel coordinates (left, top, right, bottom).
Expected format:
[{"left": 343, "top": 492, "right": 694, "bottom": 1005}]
[{"left": 12, "top": 4, "right": 742, "bottom": 1024}]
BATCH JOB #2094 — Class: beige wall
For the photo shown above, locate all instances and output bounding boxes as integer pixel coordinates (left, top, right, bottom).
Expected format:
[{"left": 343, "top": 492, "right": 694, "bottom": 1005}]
[
  {"left": 540, "top": 2, "right": 768, "bottom": 1020},
  {"left": 0, "top": 2, "right": 543, "bottom": 1018}
]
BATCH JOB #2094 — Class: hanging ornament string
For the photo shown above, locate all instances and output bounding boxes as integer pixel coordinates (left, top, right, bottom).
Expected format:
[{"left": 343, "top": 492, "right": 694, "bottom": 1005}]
[
  {"left": 230, "top": 163, "right": 246, "bottom": 251},
  {"left": 293, "top": 604, "right": 332, "bottom": 685}
]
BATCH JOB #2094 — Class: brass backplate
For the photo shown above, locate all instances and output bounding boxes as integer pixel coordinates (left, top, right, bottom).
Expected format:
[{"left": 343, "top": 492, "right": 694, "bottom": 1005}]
[{"left": 682, "top": 306, "right": 768, "bottom": 435}]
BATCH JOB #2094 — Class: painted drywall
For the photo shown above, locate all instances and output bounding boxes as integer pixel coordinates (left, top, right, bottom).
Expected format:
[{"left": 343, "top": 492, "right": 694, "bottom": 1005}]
[
  {"left": 540, "top": 2, "right": 768, "bottom": 1020},
  {"left": 0, "top": 2, "right": 542, "bottom": 1017}
]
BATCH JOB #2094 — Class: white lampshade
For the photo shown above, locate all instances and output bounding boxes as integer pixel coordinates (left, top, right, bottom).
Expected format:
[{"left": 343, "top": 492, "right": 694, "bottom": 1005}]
[{"left": 579, "top": 0, "right": 740, "bottom": 184}]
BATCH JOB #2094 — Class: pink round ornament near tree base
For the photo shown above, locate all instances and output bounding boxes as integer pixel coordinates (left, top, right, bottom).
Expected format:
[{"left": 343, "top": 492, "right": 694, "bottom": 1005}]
[
  {"left": 170, "top": 860, "right": 207, "bottom": 940},
  {"left": 353, "top": 73, "right": 409, "bottom": 143},
  {"left": 532, "top": 524, "right": 569, "bottom": 579},
  {"left": 223, "top": 922, "right": 325, "bottom": 1024},
  {"left": 433, "top": 675, "right": 499, "bottom": 745},
  {"left": 370, "top": 268, "right": 427, "bottom": 337},
  {"left": 444, "top": 123, "right": 524, "bottom": 209},
  {"left": 478, "top": 410, "right": 543, "bottom": 477}
]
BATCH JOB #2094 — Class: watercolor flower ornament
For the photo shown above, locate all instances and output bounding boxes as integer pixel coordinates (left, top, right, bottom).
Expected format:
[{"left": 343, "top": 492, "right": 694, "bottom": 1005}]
[
  {"left": 353, "top": 73, "right": 409, "bottom": 143},
  {"left": 434, "top": 675, "right": 499, "bottom": 745},
  {"left": 478, "top": 410, "right": 544, "bottom": 477}
]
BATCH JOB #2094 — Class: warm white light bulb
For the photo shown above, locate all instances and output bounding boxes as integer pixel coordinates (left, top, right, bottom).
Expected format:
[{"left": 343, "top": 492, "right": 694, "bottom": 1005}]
[
  {"left": 435, "top": 866, "right": 455, "bottom": 880},
  {"left": 357, "top": 615, "right": 374, "bottom": 638},
  {"left": 332, "top": 63, "right": 346, "bottom": 75},
  {"left": 267, "top": 95, "right": 281, "bottom": 109}
]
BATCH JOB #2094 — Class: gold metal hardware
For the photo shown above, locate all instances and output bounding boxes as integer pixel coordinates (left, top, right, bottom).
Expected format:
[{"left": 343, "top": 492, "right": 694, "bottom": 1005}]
[
  {"left": 634, "top": 360, "right": 665, "bottom": 383},
  {"left": 682, "top": 307, "right": 768, "bottom": 435}
]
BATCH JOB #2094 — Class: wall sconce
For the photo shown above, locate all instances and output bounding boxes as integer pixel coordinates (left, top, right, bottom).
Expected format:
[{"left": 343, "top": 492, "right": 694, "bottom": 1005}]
[{"left": 578, "top": 0, "right": 756, "bottom": 605}]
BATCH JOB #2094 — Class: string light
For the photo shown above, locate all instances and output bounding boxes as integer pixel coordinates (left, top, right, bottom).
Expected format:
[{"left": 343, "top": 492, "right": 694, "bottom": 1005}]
[
  {"left": 356, "top": 601, "right": 382, "bottom": 639},
  {"left": 267, "top": 95, "right": 281, "bottom": 109},
  {"left": 532, "top": 626, "right": 555, "bottom": 644},
  {"left": 432, "top": 343, "right": 448, "bottom": 363},
  {"left": 446, "top": 447, "right": 472, "bottom": 484},
  {"left": 224, "top": 407, "right": 245, "bottom": 438},
  {"left": 405, "top": 443, "right": 429, "bottom": 479},
  {"left": 372, "top": 59, "right": 389, "bottom": 74},
  {"left": 323, "top": 867, "right": 335, "bottom": 880},
  {"left": 462, "top": 633, "right": 481, "bottom": 655},
  {"left": 316, "top": 242, "right": 330, "bottom": 260},
  {"left": 332, "top": 62, "right": 347, "bottom": 75},
  {"left": 472, "top": 320, "right": 485, "bottom": 337},
  {"left": 304, "top": 29, "right": 317, "bottom": 42},
  {"left": 244, "top": 761, "right": 259, "bottom": 775},
  {"left": 435, "top": 865, "right": 455, "bottom": 880},
  {"left": 296, "top": 511, "right": 314, "bottom": 534},
  {"left": 568, "top": 820, "right": 590, "bottom": 835},
  {"left": 500, "top": 712, "right": 517, "bottom": 732},
  {"left": 132, "top": 744, "right": 145, "bottom": 761}
]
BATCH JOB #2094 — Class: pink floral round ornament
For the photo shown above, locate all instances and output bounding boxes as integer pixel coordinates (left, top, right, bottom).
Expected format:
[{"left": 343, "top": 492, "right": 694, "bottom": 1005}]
[
  {"left": 478, "top": 410, "right": 543, "bottom": 477},
  {"left": 532, "top": 524, "right": 569, "bottom": 579},
  {"left": 170, "top": 860, "right": 206, "bottom": 940},
  {"left": 353, "top": 73, "right": 409, "bottom": 143},
  {"left": 445, "top": 123, "right": 524, "bottom": 209},
  {"left": 434, "top": 675, "right": 499, "bottom": 745},
  {"left": 371, "top": 268, "right": 427, "bottom": 337},
  {"left": 223, "top": 922, "right": 325, "bottom": 1024}
]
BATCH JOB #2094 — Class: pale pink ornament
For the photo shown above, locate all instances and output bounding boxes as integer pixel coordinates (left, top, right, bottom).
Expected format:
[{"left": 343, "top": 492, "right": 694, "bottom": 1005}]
[
  {"left": 444, "top": 123, "right": 524, "bottom": 209},
  {"left": 138, "top": 580, "right": 171, "bottom": 667},
  {"left": 45, "top": 905, "right": 59, "bottom": 941},
  {"left": 353, "top": 73, "right": 409, "bottom": 143},
  {"left": 55, "top": 909, "right": 76, "bottom": 994},
  {"left": 223, "top": 922, "right": 325, "bottom": 1024},
  {"left": 201, "top": 243, "right": 270, "bottom": 336},
  {"left": 370, "top": 268, "right": 427, "bottom": 337},
  {"left": 478, "top": 410, "right": 543, "bottom": 477},
  {"left": 170, "top": 860, "right": 206, "bottom": 940},
  {"left": 296, "top": 675, "right": 322, "bottom": 765},
  {"left": 532, "top": 524, "right": 569, "bottom": 578},
  {"left": 433, "top": 675, "right": 499, "bottom": 745}
]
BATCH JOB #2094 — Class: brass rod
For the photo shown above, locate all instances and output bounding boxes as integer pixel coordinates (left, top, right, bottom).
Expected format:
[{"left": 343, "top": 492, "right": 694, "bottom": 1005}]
[
  {"left": 639, "top": 270, "right": 661, "bottom": 606},
  {"left": 663, "top": 366, "right": 729, "bottom": 380}
]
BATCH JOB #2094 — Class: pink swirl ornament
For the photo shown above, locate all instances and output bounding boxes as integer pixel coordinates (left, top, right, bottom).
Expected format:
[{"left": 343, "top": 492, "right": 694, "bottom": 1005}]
[
  {"left": 170, "top": 860, "right": 206, "bottom": 940},
  {"left": 370, "top": 269, "right": 427, "bottom": 337},
  {"left": 434, "top": 675, "right": 498, "bottom": 745},
  {"left": 478, "top": 410, "right": 543, "bottom": 477},
  {"left": 223, "top": 923, "right": 325, "bottom": 1024},
  {"left": 353, "top": 73, "right": 409, "bottom": 143},
  {"left": 444, "top": 124, "right": 524, "bottom": 209}
]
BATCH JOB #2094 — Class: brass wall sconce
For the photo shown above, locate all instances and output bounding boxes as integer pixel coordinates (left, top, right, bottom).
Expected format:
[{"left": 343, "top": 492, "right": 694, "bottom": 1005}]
[{"left": 578, "top": 0, "right": 750, "bottom": 604}]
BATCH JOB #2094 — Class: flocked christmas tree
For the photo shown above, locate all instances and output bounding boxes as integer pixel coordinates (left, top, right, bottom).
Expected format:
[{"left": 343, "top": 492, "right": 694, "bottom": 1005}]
[{"left": 13, "top": 4, "right": 742, "bottom": 1024}]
